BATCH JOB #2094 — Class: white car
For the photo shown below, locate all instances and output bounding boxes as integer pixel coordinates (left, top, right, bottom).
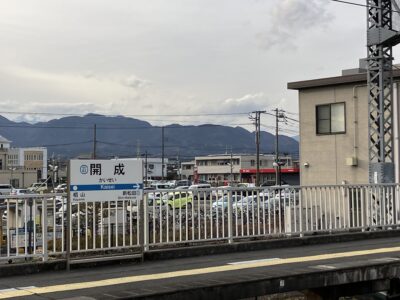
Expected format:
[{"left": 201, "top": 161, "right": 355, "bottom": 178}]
[
  {"left": 0, "top": 184, "right": 13, "bottom": 195},
  {"left": 53, "top": 183, "right": 67, "bottom": 193},
  {"left": 212, "top": 195, "right": 242, "bottom": 210},
  {"left": 10, "top": 188, "right": 32, "bottom": 195},
  {"left": 174, "top": 186, "right": 189, "bottom": 190},
  {"left": 211, "top": 186, "right": 230, "bottom": 198},
  {"left": 232, "top": 193, "right": 269, "bottom": 211},
  {"left": 28, "top": 182, "right": 48, "bottom": 193}
]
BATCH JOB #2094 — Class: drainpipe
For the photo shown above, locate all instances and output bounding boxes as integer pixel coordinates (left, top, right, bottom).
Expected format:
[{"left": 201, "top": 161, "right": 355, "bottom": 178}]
[{"left": 352, "top": 84, "right": 367, "bottom": 162}]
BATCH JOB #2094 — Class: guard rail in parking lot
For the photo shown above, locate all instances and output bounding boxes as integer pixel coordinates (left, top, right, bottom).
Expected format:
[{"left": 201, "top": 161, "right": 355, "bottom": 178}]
[{"left": 0, "top": 184, "right": 399, "bottom": 262}]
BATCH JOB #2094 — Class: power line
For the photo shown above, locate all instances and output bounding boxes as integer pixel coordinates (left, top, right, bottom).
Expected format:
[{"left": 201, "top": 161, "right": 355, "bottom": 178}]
[
  {"left": 0, "top": 111, "right": 249, "bottom": 118},
  {"left": 30, "top": 141, "right": 92, "bottom": 148},
  {"left": 330, "top": 0, "right": 400, "bottom": 14},
  {"left": 331, "top": 0, "right": 370, "bottom": 9},
  {"left": 0, "top": 122, "right": 254, "bottom": 130}
]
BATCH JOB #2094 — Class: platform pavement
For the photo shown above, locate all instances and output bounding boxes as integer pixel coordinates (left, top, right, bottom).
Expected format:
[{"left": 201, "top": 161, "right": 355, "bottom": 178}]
[{"left": 0, "top": 236, "right": 400, "bottom": 299}]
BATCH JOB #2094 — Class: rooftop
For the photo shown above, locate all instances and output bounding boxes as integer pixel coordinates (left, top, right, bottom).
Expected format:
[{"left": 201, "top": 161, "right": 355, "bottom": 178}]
[
  {"left": 287, "top": 68, "right": 400, "bottom": 90},
  {"left": 0, "top": 135, "right": 11, "bottom": 143}
]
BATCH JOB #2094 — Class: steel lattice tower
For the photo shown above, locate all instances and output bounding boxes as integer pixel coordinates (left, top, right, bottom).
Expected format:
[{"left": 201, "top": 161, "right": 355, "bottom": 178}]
[{"left": 367, "top": 0, "right": 400, "bottom": 183}]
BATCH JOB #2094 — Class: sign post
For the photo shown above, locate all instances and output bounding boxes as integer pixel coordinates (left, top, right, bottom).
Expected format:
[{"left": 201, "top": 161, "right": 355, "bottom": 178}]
[{"left": 68, "top": 159, "right": 143, "bottom": 265}]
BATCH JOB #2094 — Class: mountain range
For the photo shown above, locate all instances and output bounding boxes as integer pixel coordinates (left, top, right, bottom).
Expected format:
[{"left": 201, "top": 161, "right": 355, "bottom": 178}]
[{"left": 0, "top": 114, "right": 299, "bottom": 160}]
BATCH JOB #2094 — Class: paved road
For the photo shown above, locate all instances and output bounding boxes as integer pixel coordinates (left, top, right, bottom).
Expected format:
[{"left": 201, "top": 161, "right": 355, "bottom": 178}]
[{"left": 1, "top": 237, "right": 400, "bottom": 299}]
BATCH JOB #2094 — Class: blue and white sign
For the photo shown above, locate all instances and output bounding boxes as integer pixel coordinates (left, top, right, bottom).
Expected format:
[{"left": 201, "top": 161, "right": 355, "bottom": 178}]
[{"left": 69, "top": 159, "right": 143, "bottom": 202}]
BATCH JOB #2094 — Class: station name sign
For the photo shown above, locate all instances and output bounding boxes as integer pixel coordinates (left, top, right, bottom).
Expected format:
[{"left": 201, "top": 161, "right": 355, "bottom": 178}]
[{"left": 69, "top": 159, "right": 143, "bottom": 202}]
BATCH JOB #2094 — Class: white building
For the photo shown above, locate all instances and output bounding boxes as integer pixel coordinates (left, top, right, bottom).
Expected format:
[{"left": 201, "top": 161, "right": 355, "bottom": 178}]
[
  {"left": 8, "top": 147, "right": 48, "bottom": 181},
  {"left": 0, "top": 135, "right": 47, "bottom": 187},
  {"left": 0, "top": 135, "right": 11, "bottom": 171},
  {"left": 180, "top": 161, "right": 195, "bottom": 181},
  {"left": 113, "top": 157, "right": 168, "bottom": 181},
  {"left": 194, "top": 154, "right": 299, "bottom": 186},
  {"left": 143, "top": 157, "right": 168, "bottom": 180}
]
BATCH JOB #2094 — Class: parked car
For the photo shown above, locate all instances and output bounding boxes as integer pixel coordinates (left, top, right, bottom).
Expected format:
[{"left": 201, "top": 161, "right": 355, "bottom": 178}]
[
  {"left": 0, "top": 184, "right": 13, "bottom": 195},
  {"left": 157, "top": 192, "right": 193, "bottom": 209},
  {"left": 232, "top": 193, "right": 270, "bottom": 212},
  {"left": 175, "top": 180, "right": 192, "bottom": 187},
  {"left": 53, "top": 183, "right": 67, "bottom": 193},
  {"left": 174, "top": 186, "right": 189, "bottom": 190},
  {"left": 150, "top": 183, "right": 174, "bottom": 190},
  {"left": 189, "top": 184, "right": 212, "bottom": 200},
  {"left": 211, "top": 186, "right": 231, "bottom": 198},
  {"left": 212, "top": 195, "right": 242, "bottom": 211},
  {"left": 10, "top": 188, "right": 32, "bottom": 195},
  {"left": 27, "top": 182, "right": 48, "bottom": 193}
]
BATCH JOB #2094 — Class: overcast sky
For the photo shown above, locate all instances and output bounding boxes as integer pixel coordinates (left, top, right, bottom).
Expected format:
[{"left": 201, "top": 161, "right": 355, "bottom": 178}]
[{"left": 0, "top": 0, "right": 385, "bottom": 135}]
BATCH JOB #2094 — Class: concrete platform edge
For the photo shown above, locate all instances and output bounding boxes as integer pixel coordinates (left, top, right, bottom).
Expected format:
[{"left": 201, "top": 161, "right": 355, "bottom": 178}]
[
  {"left": 1, "top": 229, "right": 400, "bottom": 278},
  {"left": 144, "top": 229, "right": 400, "bottom": 260}
]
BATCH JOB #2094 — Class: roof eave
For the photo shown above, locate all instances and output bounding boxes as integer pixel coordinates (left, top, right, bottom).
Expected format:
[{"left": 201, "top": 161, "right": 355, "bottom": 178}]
[{"left": 287, "top": 69, "right": 400, "bottom": 90}]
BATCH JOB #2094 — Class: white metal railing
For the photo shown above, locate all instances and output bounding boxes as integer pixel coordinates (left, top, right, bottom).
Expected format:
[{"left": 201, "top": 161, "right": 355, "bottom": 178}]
[
  {"left": 0, "top": 193, "right": 57, "bottom": 262},
  {"left": 143, "top": 184, "right": 400, "bottom": 247},
  {"left": 1, "top": 184, "right": 399, "bottom": 262}
]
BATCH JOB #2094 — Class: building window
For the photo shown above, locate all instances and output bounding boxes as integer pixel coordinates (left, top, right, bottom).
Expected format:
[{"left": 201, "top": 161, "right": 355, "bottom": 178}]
[
  {"left": 316, "top": 102, "right": 346, "bottom": 134},
  {"left": 250, "top": 160, "right": 255, "bottom": 167}
]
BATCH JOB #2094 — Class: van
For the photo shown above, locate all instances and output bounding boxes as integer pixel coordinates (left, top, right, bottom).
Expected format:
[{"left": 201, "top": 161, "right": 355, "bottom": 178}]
[{"left": 0, "top": 184, "right": 13, "bottom": 195}]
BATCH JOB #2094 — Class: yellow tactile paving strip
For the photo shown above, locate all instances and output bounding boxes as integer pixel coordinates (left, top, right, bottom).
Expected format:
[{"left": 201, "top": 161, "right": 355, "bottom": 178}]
[{"left": 1, "top": 246, "right": 400, "bottom": 299}]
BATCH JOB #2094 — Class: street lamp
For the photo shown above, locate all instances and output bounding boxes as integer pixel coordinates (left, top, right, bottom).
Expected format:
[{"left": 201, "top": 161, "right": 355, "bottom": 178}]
[
  {"left": 272, "top": 161, "right": 284, "bottom": 186},
  {"left": 48, "top": 164, "right": 58, "bottom": 190},
  {"left": 8, "top": 167, "right": 16, "bottom": 187}
]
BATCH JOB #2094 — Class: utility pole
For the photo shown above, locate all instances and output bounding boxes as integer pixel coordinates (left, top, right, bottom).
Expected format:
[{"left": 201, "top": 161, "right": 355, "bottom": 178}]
[
  {"left": 161, "top": 126, "right": 165, "bottom": 180},
  {"left": 275, "top": 109, "right": 279, "bottom": 186},
  {"left": 136, "top": 140, "right": 141, "bottom": 159},
  {"left": 93, "top": 124, "right": 97, "bottom": 159},
  {"left": 249, "top": 111, "right": 266, "bottom": 186},
  {"left": 145, "top": 151, "right": 148, "bottom": 187},
  {"left": 274, "top": 109, "right": 286, "bottom": 186},
  {"left": 230, "top": 149, "right": 233, "bottom": 186}
]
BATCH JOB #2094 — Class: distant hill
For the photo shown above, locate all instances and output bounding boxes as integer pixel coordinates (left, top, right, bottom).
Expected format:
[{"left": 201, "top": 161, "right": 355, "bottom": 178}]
[{"left": 0, "top": 114, "right": 299, "bottom": 159}]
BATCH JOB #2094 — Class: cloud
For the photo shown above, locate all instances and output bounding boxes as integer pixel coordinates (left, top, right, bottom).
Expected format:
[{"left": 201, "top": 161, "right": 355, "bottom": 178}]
[
  {"left": 121, "top": 75, "right": 149, "bottom": 89},
  {"left": 0, "top": 99, "right": 102, "bottom": 123},
  {"left": 257, "top": 0, "right": 333, "bottom": 50},
  {"left": 220, "top": 93, "right": 268, "bottom": 113}
]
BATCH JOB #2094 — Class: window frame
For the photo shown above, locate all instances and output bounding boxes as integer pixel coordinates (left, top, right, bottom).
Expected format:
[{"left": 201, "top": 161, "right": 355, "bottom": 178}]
[{"left": 316, "top": 102, "right": 346, "bottom": 135}]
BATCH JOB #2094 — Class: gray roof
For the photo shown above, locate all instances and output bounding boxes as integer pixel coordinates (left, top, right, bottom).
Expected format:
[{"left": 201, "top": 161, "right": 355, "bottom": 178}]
[
  {"left": 287, "top": 69, "right": 400, "bottom": 90},
  {"left": 0, "top": 135, "right": 11, "bottom": 143}
]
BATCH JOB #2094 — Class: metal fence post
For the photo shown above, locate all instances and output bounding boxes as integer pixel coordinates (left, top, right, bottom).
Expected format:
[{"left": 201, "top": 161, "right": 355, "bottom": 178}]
[
  {"left": 139, "top": 194, "right": 146, "bottom": 261},
  {"left": 42, "top": 197, "right": 48, "bottom": 262},
  {"left": 227, "top": 189, "right": 233, "bottom": 244},
  {"left": 143, "top": 193, "right": 149, "bottom": 252},
  {"left": 299, "top": 188, "right": 303, "bottom": 237},
  {"left": 66, "top": 162, "right": 71, "bottom": 271},
  {"left": 395, "top": 185, "right": 399, "bottom": 226}
]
